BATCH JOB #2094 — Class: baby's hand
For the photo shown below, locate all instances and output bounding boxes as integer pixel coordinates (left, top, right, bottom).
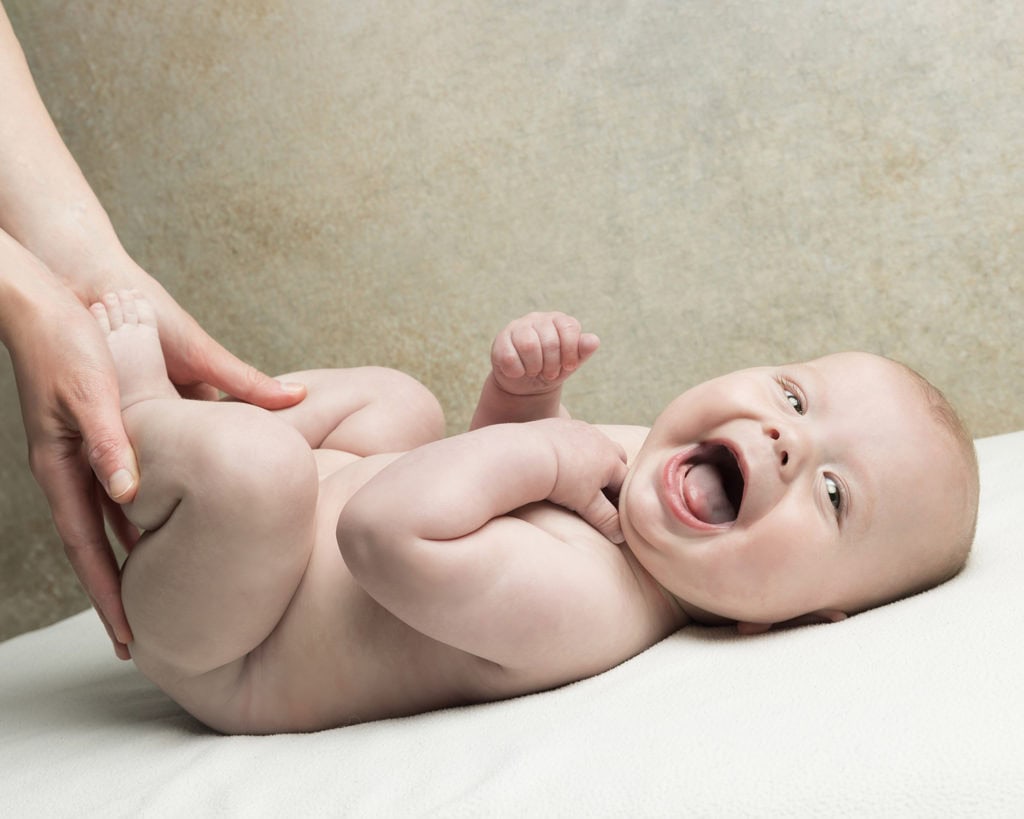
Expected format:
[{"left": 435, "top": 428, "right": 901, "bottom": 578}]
[
  {"left": 536, "top": 418, "right": 628, "bottom": 543},
  {"left": 490, "top": 312, "right": 600, "bottom": 397}
]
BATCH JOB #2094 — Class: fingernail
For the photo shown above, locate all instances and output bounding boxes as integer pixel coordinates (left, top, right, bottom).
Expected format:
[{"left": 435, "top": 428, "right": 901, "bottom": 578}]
[
  {"left": 108, "top": 469, "right": 135, "bottom": 500},
  {"left": 280, "top": 382, "right": 306, "bottom": 395}
]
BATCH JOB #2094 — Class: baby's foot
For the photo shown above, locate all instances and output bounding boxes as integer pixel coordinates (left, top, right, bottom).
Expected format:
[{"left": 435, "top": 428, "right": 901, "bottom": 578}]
[{"left": 91, "top": 290, "right": 178, "bottom": 410}]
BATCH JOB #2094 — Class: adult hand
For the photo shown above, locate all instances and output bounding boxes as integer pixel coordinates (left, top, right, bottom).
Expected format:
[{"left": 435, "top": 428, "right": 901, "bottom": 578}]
[
  {"left": 3, "top": 239, "right": 306, "bottom": 659},
  {"left": 1, "top": 5, "right": 305, "bottom": 657},
  {"left": 108, "top": 257, "right": 307, "bottom": 407},
  {"left": 4, "top": 254, "right": 138, "bottom": 658}
]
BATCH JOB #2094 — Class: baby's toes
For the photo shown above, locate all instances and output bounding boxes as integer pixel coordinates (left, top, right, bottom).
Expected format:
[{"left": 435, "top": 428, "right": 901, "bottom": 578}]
[
  {"left": 101, "top": 292, "right": 124, "bottom": 330},
  {"left": 133, "top": 292, "right": 159, "bottom": 329},
  {"left": 118, "top": 290, "right": 139, "bottom": 326},
  {"left": 90, "top": 302, "right": 111, "bottom": 335}
]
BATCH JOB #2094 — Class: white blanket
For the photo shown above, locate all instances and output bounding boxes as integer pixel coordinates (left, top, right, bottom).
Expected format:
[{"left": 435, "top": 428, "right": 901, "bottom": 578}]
[{"left": 3, "top": 430, "right": 1022, "bottom": 817}]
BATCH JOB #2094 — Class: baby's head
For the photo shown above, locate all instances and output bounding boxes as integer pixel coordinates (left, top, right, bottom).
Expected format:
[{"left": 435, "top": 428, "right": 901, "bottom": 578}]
[{"left": 620, "top": 351, "right": 979, "bottom": 632}]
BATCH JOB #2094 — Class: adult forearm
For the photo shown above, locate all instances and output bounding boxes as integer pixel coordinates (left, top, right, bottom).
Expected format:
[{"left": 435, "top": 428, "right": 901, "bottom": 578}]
[
  {"left": 0, "top": 226, "right": 63, "bottom": 348},
  {"left": 0, "top": 5, "right": 124, "bottom": 289}
]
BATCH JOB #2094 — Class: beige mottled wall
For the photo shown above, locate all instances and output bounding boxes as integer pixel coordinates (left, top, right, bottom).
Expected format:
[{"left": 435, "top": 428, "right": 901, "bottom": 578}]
[{"left": 2, "top": 1, "right": 1021, "bottom": 642}]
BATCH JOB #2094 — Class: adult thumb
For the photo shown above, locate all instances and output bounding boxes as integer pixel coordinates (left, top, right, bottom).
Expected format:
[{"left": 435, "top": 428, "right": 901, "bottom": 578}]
[{"left": 80, "top": 410, "right": 139, "bottom": 503}]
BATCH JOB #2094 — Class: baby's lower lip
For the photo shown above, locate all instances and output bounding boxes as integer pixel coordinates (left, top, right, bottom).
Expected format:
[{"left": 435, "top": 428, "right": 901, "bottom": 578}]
[{"left": 662, "top": 449, "right": 727, "bottom": 533}]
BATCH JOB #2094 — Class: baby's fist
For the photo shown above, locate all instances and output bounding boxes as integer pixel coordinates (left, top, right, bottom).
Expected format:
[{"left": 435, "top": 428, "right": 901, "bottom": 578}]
[
  {"left": 535, "top": 418, "right": 628, "bottom": 543},
  {"left": 490, "top": 312, "right": 600, "bottom": 396}
]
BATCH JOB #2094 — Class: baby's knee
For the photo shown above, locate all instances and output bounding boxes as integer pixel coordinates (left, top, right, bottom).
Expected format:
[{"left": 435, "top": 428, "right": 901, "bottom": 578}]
[{"left": 362, "top": 366, "right": 446, "bottom": 446}]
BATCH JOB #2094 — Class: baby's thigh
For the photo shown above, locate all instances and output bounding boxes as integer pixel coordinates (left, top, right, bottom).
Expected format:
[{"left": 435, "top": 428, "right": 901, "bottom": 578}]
[{"left": 120, "top": 401, "right": 320, "bottom": 730}]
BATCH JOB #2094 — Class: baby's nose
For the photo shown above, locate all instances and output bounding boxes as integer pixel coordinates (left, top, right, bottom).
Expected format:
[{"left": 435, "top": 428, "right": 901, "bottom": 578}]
[
  {"left": 764, "top": 422, "right": 806, "bottom": 476},
  {"left": 767, "top": 427, "right": 789, "bottom": 466}
]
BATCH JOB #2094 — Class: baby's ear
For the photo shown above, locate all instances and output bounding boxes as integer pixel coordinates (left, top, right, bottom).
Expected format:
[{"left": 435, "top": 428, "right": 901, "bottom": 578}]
[{"left": 736, "top": 609, "right": 848, "bottom": 635}]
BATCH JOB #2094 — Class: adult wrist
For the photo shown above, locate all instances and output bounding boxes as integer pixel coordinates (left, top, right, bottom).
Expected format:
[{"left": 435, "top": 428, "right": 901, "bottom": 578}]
[
  {"left": 0, "top": 234, "right": 68, "bottom": 348},
  {"left": 3, "top": 201, "right": 127, "bottom": 298}
]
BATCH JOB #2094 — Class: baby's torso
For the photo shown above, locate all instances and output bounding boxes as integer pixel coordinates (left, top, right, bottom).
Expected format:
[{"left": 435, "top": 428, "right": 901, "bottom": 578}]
[{"left": 233, "top": 439, "right": 678, "bottom": 733}]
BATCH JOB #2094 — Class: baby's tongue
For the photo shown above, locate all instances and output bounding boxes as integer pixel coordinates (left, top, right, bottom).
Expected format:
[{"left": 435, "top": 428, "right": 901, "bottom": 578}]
[{"left": 682, "top": 463, "right": 736, "bottom": 524}]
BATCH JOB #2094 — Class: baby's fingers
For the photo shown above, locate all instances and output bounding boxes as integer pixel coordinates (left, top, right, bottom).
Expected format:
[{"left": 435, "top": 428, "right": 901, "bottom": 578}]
[
  {"left": 491, "top": 329, "right": 528, "bottom": 379},
  {"left": 536, "top": 319, "right": 568, "bottom": 381},
  {"left": 492, "top": 312, "right": 598, "bottom": 385},
  {"left": 578, "top": 492, "right": 624, "bottom": 544},
  {"left": 511, "top": 321, "right": 549, "bottom": 378},
  {"left": 551, "top": 315, "right": 598, "bottom": 377},
  {"left": 572, "top": 331, "right": 600, "bottom": 371},
  {"left": 580, "top": 443, "right": 628, "bottom": 543}
]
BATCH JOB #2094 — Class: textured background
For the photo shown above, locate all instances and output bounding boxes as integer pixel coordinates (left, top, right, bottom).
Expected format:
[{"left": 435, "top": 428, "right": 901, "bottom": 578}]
[{"left": 2, "top": 0, "right": 1021, "bottom": 643}]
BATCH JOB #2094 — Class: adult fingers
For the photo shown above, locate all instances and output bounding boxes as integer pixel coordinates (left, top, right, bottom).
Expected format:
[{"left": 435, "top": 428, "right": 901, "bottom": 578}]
[
  {"left": 176, "top": 382, "right": 220, "bottom": 402},
  {"left": 171, "top": 330, "right": 306, "bottom": 409},
  {"left": 33, "top": 442, "right": 134, "bottom": 651},
  {"left": 100, "top": 491, "right": 141, "bottom": 554},
  {"left": 88, "top": 591, "right": 131, "bottom": 660}
]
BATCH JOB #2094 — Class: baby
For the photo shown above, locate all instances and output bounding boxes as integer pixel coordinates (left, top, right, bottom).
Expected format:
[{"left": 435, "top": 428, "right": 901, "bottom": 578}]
[{"left": 93, "top": 291, "right": 979, "bottom": 734}]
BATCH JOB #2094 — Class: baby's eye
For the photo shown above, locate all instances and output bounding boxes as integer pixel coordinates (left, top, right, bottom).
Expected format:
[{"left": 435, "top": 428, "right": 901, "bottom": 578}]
[
  {"left": 783, "top": 388, "right": 804, "bottom": 415},
  {"left": 775, "top": 376, "right": 806, "bottom": 415},
  {"left": 825, "top": 476, "right": 842, "bottom": 515}
]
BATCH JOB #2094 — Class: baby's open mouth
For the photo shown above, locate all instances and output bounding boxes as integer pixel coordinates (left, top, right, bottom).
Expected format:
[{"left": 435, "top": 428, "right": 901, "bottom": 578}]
[{"left": 681, "top": 443, "right": 745, "bottom": 525}]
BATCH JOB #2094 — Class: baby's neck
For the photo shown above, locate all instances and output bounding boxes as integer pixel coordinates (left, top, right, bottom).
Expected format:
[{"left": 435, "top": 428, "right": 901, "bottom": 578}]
[
  {"left": 619, "top": 541, "right": 691, "bottom": 630},
  {"left": 619, "top": 538, "right": 741, "bottom": 630}
]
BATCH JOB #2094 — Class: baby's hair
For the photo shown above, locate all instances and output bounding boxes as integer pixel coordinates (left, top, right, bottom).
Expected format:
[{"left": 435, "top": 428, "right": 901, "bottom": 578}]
[{"left": 892, "top": 359, "right": 980, "bottom": 591}]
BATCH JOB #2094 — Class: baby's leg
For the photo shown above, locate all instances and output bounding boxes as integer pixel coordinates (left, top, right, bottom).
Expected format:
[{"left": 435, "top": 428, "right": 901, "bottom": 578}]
[
  {"left": 269, "top": 367, "right": 446, "bottom": 455},
  {"left": 95, "top": 292, "right": 318, "bottom": 692}
]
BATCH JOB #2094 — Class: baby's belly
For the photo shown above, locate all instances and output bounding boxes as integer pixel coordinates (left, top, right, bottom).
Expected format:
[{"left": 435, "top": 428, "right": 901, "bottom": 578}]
[{"left": 234, "top": 455, "right": 495, "bottom": 733}]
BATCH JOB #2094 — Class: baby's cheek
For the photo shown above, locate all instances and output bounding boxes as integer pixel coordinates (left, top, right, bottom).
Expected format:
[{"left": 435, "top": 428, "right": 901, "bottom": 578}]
[
  {"left": 742, "top": 507, "right": 824, "bottom": 580},
  {"left": 620, "top": 467, "right": 664, "bottom": 531}
]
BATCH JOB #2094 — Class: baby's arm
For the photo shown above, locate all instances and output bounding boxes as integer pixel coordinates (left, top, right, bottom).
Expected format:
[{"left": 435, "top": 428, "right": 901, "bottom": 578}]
[
  {"left": 338, "top": 418, "right": 630, "bottom": 670},
  {"left": 470, "top": 312, "right": 600, "bottom": 429}
]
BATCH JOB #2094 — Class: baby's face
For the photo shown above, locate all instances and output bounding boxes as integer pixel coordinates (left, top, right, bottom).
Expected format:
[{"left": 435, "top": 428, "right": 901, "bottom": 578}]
[{"left": 620, "top": 352, "right": 963, "bottom": 627}]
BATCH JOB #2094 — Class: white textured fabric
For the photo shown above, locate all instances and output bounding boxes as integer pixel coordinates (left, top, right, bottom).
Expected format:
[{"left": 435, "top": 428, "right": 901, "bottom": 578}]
[{"left": 2, "top": 431, "right": 1022, "bottom": 817}]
